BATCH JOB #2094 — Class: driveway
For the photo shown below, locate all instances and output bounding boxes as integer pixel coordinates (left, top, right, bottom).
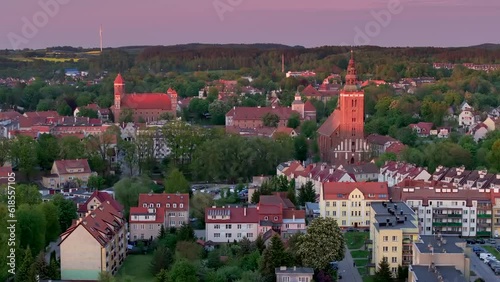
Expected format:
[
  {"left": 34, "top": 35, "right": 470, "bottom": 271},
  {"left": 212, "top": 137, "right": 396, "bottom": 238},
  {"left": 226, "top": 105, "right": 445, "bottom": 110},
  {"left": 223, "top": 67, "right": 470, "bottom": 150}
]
[
  {"left": 338, "top": 246, "right": 363, "bottom": 282},
  {"left": 469, "top": 249, "right": 498, "bottom": 282}
]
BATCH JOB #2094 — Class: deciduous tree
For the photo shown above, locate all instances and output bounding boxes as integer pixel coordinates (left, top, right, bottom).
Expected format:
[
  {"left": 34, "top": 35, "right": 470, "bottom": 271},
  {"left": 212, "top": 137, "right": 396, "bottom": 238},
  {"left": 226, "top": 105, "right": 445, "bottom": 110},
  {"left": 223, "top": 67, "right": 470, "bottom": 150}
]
[
  {"left": 164, "top": 168, "right": 190, "bottom": 193},
  {"left": 150, "top": 244, "right": 174, "bottom": 275}
]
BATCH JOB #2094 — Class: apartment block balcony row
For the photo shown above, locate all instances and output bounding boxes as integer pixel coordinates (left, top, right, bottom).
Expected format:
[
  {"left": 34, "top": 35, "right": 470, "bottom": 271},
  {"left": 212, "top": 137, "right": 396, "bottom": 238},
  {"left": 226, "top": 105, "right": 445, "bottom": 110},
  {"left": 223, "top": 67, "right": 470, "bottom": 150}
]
[{"left": 433, "top": 222, "right": 462, "bottom": 227}]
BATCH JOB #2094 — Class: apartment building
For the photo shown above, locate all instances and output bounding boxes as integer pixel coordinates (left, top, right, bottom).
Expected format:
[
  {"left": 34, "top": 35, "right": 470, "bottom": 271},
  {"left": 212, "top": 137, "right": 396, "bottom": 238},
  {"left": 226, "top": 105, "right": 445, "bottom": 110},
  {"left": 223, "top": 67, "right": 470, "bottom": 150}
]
[
  {"left": 77, "top": 191, "right": 122, "bottom": 218},
  {"left": 129, "top": 193, "right": 189, "bottom": 241},
  {"left": 370, "top": 201, "right": 419, "bottom": 276},
  {"left": 60, "top": 200, "right": 127, "bottom": 280},
  {"left": 409, "top": 235, "right": 469, "bottom": 282},
  {"left": 320, "top": 182, "right": 389, "bottom": 228},
  {"left": 393, "top": 180, "right": 492, "bottom": 237},
  {"left": 378, "top": 161, "right": 431, "bottom": 187},
  {"left": 205, "top": 193, "right": 306, "bottom": 243},
  {"left": 492, "top": 190, "right": 500, "bottom": 238},
  {"left": 275, "top": 266, "right": 314, "bottom": 282}
]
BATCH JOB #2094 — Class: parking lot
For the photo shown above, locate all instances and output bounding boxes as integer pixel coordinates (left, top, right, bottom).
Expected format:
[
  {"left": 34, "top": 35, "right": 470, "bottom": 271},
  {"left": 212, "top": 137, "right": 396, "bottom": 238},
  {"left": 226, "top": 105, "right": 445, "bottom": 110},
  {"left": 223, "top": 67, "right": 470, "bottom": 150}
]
[{"left": 468, "top": 239, "right": 500, "bottom": 281}]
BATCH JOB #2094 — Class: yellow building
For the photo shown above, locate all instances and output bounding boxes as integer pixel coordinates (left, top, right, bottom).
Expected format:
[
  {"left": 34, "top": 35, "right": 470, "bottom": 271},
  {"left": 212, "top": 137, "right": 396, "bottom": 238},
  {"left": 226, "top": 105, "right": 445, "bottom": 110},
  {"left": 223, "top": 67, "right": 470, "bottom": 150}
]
[
  {"left": 370, "top": 201, "right": 419, "bottom": 276},
  {"left": 60, "top": 200, "right": 127, "bottom": 280},
  {"left": 320, "top": 182, "right": 389, "bottom": 228},
  {"left": 493, "top": 190, "right": 500, "bottom": 238}
]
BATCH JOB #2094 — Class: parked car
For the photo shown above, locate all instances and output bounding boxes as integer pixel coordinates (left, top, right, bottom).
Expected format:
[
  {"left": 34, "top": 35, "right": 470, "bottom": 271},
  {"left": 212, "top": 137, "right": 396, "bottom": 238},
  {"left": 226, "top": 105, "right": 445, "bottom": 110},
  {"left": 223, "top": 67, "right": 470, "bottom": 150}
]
[
  {"left": 473, "top": 246, "right": 485, "bottom": 252},
  {"left": 490, "top": 262, "right": 500, "bottom": 270},
  {"left": 477, "top": 239, "right": 486, "bottom": 244},
  {"left": 484, "top": 257, "right": 496, "bottom": 264},
  {"left": 488, "top": 238, "right": 497, "bottom": 244},
  {"left": 488, "top": 259, "right": 499, "bottom": 267},
  {"left": 480, "top": 252, "right": 493, "bottom": 260},
  {"left": 467, "top": 239, "right": 477, "bottom": 244},
  {"left": 494, "top": 267, "right": 500, "bottom": 275}
]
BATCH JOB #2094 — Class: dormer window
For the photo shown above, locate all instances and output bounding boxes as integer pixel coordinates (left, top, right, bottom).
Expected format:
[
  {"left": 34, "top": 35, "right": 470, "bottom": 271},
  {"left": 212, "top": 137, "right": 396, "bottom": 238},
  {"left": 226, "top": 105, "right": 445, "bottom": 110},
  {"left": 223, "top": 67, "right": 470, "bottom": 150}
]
[
  {"left": 149, "top": 203, "right": 154, "bottom": 208},
  {"left": 173, "top": 204, "right": 177, "bottom": 208},
  {"left": 142, "top": 203, "right": 147, "bottom": 208},
  {"left": 156, "top": 203, "right": 160, "bottom": 208},
  {"left": 264, "top": 216, "right": 269, "bottom": 220},
  {"left": 166, "top": 203, "right": 170, "bottom": 208},
  {"left": 180, "top": 203, "right": 184, "bottom": 208},
  {"left": 274, "top": 216, "right": 278, "bottom": 221}
]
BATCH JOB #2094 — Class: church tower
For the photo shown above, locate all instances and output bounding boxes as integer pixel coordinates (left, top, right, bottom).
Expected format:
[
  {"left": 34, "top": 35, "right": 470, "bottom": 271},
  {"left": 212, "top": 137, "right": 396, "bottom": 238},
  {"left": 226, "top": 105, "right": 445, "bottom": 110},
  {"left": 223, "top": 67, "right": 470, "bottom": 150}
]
[
  {"left": 113, "top": 74, "right": 125, "bottom": 122},
  {"left": 291, "top": 91, "right": 305, "bottom": 118}
]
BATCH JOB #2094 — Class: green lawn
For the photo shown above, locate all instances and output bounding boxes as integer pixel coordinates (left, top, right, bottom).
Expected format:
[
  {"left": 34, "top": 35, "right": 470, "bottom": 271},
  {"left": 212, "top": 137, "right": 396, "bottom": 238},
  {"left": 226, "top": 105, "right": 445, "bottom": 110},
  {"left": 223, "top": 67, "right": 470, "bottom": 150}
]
[
  {"left": 344, "top": 232, "right": 369, "bottom": 249},
  {"left": 363, "top": 276, "right": 375, "bottom": 282},
  {"left": 351, "top": 250, "right": 370, "bottom": 259},
  {"left": 353, "top": 259, "right": 369, "bottom": 268},
  {"left": 483, "top": 246, "right": 500, "bottom": 260},
  {"left": 116, "top": 254, "right": 155, "bottom": 282},
  {"left": 357, "top": 267, "right": 367, "bottom": 276}
]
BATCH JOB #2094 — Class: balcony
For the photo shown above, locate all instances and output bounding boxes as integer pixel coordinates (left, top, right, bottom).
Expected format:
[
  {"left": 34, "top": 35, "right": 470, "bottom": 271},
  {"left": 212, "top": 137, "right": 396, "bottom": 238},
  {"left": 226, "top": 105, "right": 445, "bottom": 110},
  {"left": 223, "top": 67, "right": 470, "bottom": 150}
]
[
  {"left": 477, "top": 231, "right": 491, "bottom": 237},
  {"left": 447, "top": 214, "right": 462, "bottom": 218},
  {"left": 477, "top": 214, "right": 492, "bottom": 218},
  {"left": 433, "top": 222, "right": 462, "bottom": 227},
  {"left": 403, "top": 238, "right": 412, "bottom": 245},
  {"left": 494, "top": 222, "right": 500, "bottom": 226}
]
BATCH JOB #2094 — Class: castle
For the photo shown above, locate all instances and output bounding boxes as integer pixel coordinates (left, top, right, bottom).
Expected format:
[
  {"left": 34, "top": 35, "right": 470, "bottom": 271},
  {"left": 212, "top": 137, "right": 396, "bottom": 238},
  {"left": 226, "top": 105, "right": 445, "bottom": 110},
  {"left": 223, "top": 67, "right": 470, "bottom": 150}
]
[{"left": 111, "top": 74, "right": 177, "bottom": 122}]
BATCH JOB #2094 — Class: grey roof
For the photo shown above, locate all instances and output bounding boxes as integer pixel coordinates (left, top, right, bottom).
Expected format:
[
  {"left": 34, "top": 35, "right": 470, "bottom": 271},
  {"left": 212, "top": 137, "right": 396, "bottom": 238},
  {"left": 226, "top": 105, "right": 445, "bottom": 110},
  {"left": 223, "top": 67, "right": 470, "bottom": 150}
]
[
  {"left": 305, "top": 202, "right": 319, "bottom": 211},
  {"left": 411, "top": 265, "right": 467, "bottom": 282},
  {"left": 372, "top": 201, "right": 417, "bottom": 230},
  {"left": 415, "top": 235, "right": 465, "bottom": 254},
  {"left": 275, "top": 266, "right": 314, "bottom": 274}
]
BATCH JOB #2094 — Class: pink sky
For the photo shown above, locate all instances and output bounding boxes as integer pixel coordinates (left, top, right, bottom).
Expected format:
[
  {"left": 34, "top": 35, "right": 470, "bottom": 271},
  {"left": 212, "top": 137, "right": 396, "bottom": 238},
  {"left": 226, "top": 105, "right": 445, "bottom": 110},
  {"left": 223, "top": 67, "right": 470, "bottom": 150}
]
[{"left": 1, "top": 0, "right": 499, "bottom": 49}]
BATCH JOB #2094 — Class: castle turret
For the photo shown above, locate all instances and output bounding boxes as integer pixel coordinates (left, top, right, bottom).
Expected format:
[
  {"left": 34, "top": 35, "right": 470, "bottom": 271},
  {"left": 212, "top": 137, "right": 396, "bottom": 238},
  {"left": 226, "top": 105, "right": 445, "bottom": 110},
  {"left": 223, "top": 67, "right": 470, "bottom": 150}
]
[{"left": 167, "top": 88, "right": 178, "bottom": 117}]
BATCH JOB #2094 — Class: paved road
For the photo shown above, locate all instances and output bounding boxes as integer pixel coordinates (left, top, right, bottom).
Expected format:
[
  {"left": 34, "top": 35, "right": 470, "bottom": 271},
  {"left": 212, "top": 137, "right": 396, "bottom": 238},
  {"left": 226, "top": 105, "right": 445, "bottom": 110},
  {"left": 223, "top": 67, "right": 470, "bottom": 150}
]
[
  {"left": 469, "top": 247, "right": 498, "bottom": 282},
  {"left": 45, "top": 238, "right": 60, "bottom": 263},
  {"left": 338, "top": 246, "right": 363, "bottom": 282}
]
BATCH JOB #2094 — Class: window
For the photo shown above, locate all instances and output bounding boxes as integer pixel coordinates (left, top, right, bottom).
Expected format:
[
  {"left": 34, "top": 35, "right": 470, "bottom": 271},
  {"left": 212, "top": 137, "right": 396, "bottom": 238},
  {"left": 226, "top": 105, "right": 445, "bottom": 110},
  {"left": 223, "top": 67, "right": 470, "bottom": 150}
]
[
  {"left": 264, "top": 216, "right": 269, "bottom": 220},
  {"left": 226, "top": 224, "right": 232, "bottom": 229},
  {"left": 145, "top": 216, "right": 149, "bottom": 219},
  {"left": 342, "top": 202, "right": 347, "bottom": 207},
  {"left": 237, "top": 233, "right": 242, "bottom": 238},
  {"left": 392, "top": 246, "right": 397, "bottom": 252},
  {"left": 170, "top": 221, "right": 175, "bottom": 226},
  {"left": 332, "top": 211, "right": 337, "bottom": 216},
  {"left": 299, "top": 278, "right": 309, "bottom": 282},
  {"left": 226, "top": 233, "right": 232, "bottom": 238},
  {"left": 237, "top": 224, "right": 242, "bottom": 229},
  {"left": 166, "top": 203, "right": 170, "bottom": 208},
  {"left": 392, "top": 257, "right": 397, "bottom": 263},
  {"left": 342, "top": 220, "right": 346, "bottom": 225},
  {"left": 333, "top": 202, "right": 336, "bottom": 207},
  {"left": 274, "top": 216, "right": 278, "bottom": 221},
  {"left": 285, "top": 224, "right": 290, "bottom": 228},
  {"left": 326, "top": 211, "right": 330, "bottom": 216},
  {"left": 247, "top": 224, "right": 252, "bottom": 229},
  {"left": 156, "top": 203, "right": 160, "bottom": 208},
  {"left": 214, "top": 233, "right": 220, "bottom": 238},
  {"left": 281, "top": 277, "right": 290, "bottom": 282},
  {"left": 326, "top": 202, "right": 330, "bottom": 207},
  {"left": 342, "top": 211, "right": 346, "bottom": 216},
  {"left": 149, "top": 203, "right": 154, "bottom": 208},
  {"left": 247, "top": 233, "right": 253, "bottom": 238},
  {"left": 180, "top": 203, "right": 184, "bottom": 208},
  {"left": 427, "top": 209, "right": 431, "bottom": 214},
  {"left": 392, "top": 236, "right": 398, "bottom": 242},
  {"left": 383, "top": 246, "right": 388, "bottom": 252},
  {"left": 383, "top": 236, "right": 388, "bottom": 242},
  {"left": 391, "top": 267, "right": 397, "bottom": 273},
  {"left": 173, "top": 204, "right": 177, "bottom": 208}
]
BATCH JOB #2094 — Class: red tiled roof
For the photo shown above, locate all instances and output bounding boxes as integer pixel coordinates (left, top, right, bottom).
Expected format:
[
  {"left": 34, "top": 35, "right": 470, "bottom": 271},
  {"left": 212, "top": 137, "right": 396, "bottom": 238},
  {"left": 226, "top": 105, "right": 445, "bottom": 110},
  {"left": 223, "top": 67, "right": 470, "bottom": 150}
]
[
  {"left": 259, "top": 193, "right": 295, "bottom": 209},
  {"left": 304, "top": 100, "right": 316, "bottom": 111},
  {"left": 386, "top": 142, "right": 407, "bottom": 154},
  {"left": 409, "top": 122, "right": 434, "bottom": 133},
  {"left": 274, "top": 127, "right": 295, "bottom": 136},
  {"left": 121, "top": 94, "right": 172, "bottom": 110},
  {"left": 24, "top": 111, "right": 59, "bottom": 118},
  {"left": 60, "top": 200, "right": 125, "bottom": 247},
  {"left": 283, "top": 209, "right": 305, "bottom": 220},
  {"left": 226, "top": 106, "right": 299, "bottom": 121},
  {"left": 302, "top": 85, "right": 321, "bottom": 97},
  {"left": 366, "top": 134, "right": 397, "bottom": 145},
  {"left": 55, "top": 159, "right": 92, "bottom": 175},
  {"left": 129, "top": 207, "right": 165, "bottom": 224},
  {"left": 114, "top": 73, "right": 124, "bottom": 84},
  {"left": 317, "top": 109, "right": 341, "bottom": 136},
  {"left": 78, "top": 191, "right": 123, "bottom": 213},
  {"left": 322, "top": 182, "right": 389, "bottom": 200},
  {"left": 282, "top": 161, "right": 303, "bottom": 177},
  {"left": 0, "top": 110, "right": 22, "bottom": 120},
  {"left": 138, "top": 193, "right": 189, "bottom": 210},
  {"left": 361, "top": 80, "right": 386, "bottom": 87},
  {"left": 205, "top": 206, "right": 259, "bottom": 223}
]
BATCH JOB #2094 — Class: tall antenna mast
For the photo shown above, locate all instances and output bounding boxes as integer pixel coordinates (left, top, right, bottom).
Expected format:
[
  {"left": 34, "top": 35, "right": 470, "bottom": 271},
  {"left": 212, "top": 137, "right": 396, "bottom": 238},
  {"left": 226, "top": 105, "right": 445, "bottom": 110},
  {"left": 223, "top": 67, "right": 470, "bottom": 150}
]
[
  {"left": 281, "top": 53, "right": 285, "bottom": 73},
  {"left": 100, "top": 25, "right": 103, "bottom": 53}
]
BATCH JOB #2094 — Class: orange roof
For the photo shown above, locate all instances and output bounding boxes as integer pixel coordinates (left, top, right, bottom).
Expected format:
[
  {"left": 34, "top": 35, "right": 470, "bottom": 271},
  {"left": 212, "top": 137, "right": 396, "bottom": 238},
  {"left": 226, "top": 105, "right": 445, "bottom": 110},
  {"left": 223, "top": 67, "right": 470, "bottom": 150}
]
[
  {"left": 24, "top": 111, "right": 59, "bottom": 118},
  {"left": 302, "top": 85, "right": 321, "bottom": 97},
  {"left": 55, "top": 159, "right": 92, "bottom": 174},
  {"left": 283, "top": 209, "right": 305, "bottom": 220},
  {"left": 121, "top": 93, "right": 172, "bottom": 110},
  {"left": 205, "top": 206, "right": 259, "bottom": 223},
  {"left": 304, "top": 100, "right": 316, "bottom": 111},
  {"left": 78, "top": 191, "right": 123, "bottom": 213},
  {"left": 138, "top": 193, "right": 189, "bottom": 210},
  {"left": 322, "top": 182, "right": 389, "bottom": 200},
  {"left": 386, "top": 142, "right": 407, "bottom": 154},
  {"left": 114, "top": 73, "right": 124, "bottom": 84}
]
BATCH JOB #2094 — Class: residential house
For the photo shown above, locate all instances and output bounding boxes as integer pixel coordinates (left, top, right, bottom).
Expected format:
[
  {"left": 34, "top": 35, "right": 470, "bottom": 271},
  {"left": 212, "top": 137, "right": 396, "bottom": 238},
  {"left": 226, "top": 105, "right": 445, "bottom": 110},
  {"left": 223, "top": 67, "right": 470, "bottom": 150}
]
[
  {"left": 320, "top": 182, "right": 389, "bottom": 228},
  {"left": 378, "top": 161, "right": 431, "bottom": 187},
  {"left": 77, "top": 191, "right": 122, "bottom": 218},
  {"left": 301, "top": 85, "right": 336, "bottom": 103},
  {"left": 409, "top": 122, "right": 434, "bottom": 137},
  {"left": 385, "top": 142, "right": 407, "bottom": 156},
  {"left": 409, "top": 235, "right": 469, "bottom": 282},
  {"left": 430, "top": 127, "right": 451, "bottom": 138},
  {"left": 470, "top": 122, "right": 489, "bottom": 141},
  {"left": 392, "top": 179, "right": 493, "bottom": 237},
  {"left": 286, "top": 71, "right": 316, "bottom": 78},
  {"left": 129, "top": 193, "right": 190, "bottom": 241},
  {"left": 338, "top": 163, "right": 379, "bottom": 182},
  {"left": 59, "top": 200, "right": 127, "bottom": 280},
  {"left": 205, "top": 193, "right": 306, "bottom": 243},
  {"left": 459, "top": 106, "right": 475, "bottom": 129},
  {"left": 42, "top": 159, "right": 95, "bottom": 189},
  {"left": 275, "top": 266, "right": 314, "bottom": 282},
  {"left": 370, "top": 201, "right": 419, "bottom": 275},
  {"left": 366, "top": 134, "right": 398, "bottom": 157}
]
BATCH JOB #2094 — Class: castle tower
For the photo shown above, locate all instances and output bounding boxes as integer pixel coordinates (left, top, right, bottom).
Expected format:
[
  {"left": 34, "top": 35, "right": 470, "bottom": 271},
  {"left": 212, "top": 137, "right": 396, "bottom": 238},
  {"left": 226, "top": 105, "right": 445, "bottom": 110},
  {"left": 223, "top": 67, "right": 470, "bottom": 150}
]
[
  {"left": 167, "top": 88, "right": 178, "bottom": 117},
  {"left": 291, "top": 91, "right": 305, "bottom": 118}
]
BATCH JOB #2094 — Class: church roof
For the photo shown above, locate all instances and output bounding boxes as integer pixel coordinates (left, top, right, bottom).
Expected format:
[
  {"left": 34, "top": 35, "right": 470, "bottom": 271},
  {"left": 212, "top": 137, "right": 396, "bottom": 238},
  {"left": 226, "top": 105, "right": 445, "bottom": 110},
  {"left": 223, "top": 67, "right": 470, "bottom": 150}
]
[
  {"left": 317, "top": 109, "right": 341, "bottom": 136},
  {"left": 304, "top": 100, "right": 316, "bottom": 112},
  {"left": 121, "top": 94, "right": 172, "bottom": 110},
  {"left": 114, "top": 73, "right": 124, "bottom": 84}
]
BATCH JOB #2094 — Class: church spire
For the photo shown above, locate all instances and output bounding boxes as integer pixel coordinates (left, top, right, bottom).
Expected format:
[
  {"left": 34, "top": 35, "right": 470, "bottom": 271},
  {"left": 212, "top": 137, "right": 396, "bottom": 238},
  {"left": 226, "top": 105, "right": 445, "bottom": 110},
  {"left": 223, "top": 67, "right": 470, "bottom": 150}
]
[{"left": 344, "top": 50, "right": 359, "bottom": 91}]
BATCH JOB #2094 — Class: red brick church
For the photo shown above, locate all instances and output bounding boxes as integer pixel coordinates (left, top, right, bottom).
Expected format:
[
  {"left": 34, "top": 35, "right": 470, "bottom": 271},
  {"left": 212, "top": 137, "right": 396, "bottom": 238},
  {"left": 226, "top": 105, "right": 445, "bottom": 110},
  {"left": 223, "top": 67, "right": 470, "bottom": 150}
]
[
  {"left": 111, "top": 74, "right": 177, "bottom": 122},
  {"left": 317, "top": 51, "right": 369, "bottom": 165}
]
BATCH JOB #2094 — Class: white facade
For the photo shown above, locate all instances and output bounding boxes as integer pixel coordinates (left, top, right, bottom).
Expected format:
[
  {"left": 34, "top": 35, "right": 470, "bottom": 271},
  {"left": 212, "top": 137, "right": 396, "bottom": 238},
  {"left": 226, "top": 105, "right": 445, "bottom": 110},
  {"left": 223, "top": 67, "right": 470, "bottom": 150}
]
[
  {"left": 205, "top": 223, "right": 258, "bottom": 243},
  {"left": 459, "top": 109, "right": 475, "bottom": 128}
]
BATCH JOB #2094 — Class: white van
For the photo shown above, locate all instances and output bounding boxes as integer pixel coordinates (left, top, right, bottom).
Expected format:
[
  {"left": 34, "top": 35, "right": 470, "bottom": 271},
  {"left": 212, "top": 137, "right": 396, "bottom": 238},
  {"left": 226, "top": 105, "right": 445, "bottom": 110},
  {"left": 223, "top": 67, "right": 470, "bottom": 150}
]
[{"left": 480, "top": 253, "right": 493, "bottom": 260}]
